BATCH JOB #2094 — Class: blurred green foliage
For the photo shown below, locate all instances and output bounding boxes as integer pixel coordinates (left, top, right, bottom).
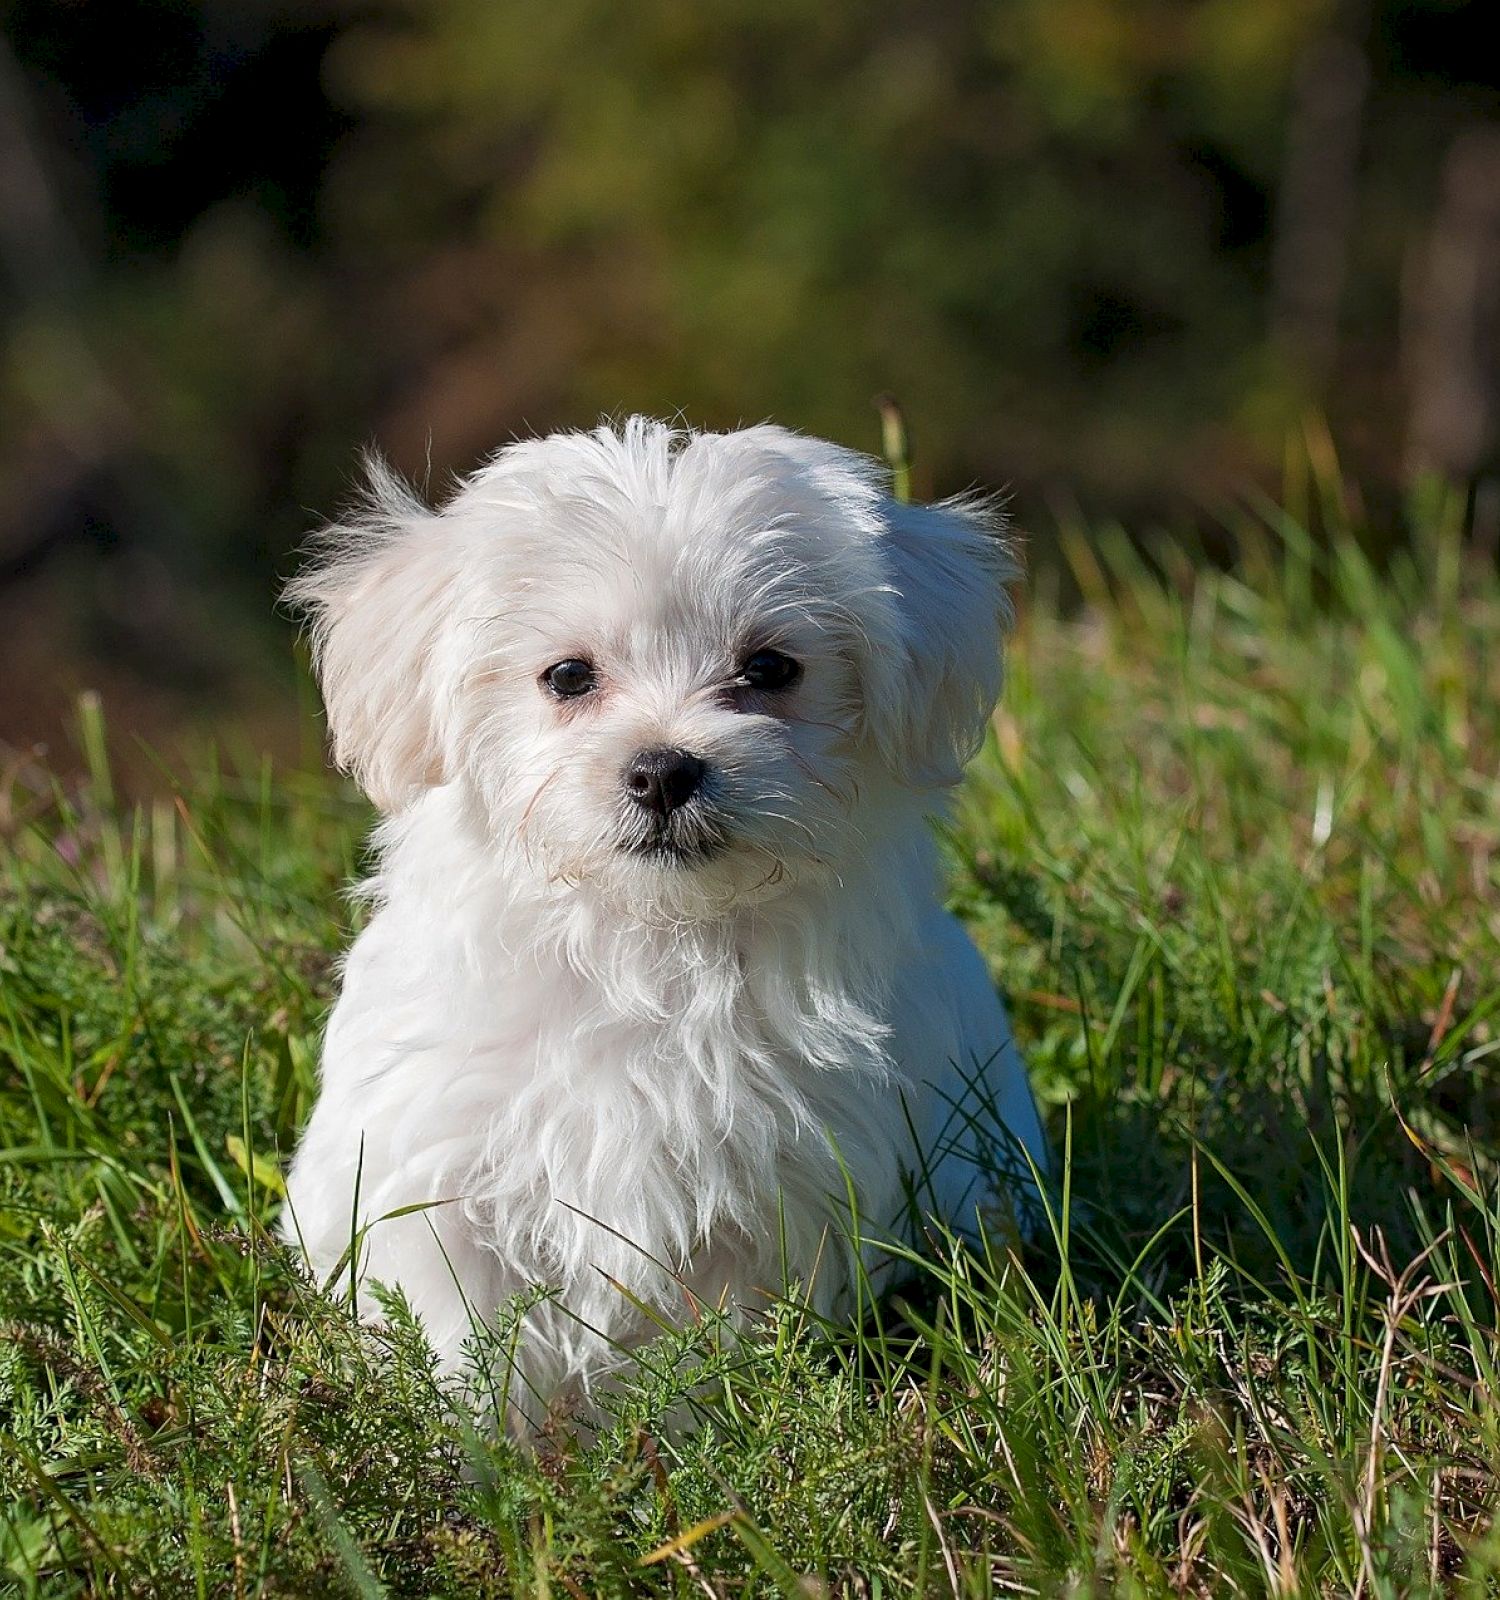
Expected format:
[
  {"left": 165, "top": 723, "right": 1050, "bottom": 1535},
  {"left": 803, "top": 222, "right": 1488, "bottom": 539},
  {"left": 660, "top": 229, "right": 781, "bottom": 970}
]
[{"left": 0, "top": 0, "right": 1496, "bottom": 747}]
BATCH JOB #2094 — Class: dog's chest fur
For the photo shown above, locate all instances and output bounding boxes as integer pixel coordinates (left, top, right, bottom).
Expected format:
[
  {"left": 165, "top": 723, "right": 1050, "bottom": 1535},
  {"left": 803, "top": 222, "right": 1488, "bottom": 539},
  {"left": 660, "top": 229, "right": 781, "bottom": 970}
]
[{"left": 307, "top": 808, "right": 913, "bottom": 1340}]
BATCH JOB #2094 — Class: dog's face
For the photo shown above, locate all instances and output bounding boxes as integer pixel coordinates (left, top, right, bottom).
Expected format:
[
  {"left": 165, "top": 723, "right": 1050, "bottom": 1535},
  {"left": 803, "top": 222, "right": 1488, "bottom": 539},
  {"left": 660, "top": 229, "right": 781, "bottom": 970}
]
[{"left": 289, "top": 420, "right": 1013, "bottom": 915}]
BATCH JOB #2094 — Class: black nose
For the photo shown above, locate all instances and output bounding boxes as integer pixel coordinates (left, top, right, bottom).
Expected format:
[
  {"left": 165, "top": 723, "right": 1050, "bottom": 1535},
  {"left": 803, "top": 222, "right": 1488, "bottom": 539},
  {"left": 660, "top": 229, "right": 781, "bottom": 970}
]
[{"left": 624, "top": 747, "right": 706, "bottom": 817}]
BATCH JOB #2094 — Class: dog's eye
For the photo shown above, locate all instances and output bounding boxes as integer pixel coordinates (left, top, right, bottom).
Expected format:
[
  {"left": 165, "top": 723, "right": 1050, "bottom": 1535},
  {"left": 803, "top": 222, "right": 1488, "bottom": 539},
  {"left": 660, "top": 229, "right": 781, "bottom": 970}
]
[
  {"left": 542, "top": 659, "right": 598, "bottom": 699},
  {"left": 738, "top": 649, "right": 801, "bottom": 692}
]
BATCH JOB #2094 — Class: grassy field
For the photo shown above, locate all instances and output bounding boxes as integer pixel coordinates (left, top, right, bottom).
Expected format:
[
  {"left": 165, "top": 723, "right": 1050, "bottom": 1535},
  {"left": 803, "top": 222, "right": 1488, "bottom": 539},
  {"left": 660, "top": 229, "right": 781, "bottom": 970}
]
[{"left": 3, "top": 461, "right": 1499, "bottom": 1596}]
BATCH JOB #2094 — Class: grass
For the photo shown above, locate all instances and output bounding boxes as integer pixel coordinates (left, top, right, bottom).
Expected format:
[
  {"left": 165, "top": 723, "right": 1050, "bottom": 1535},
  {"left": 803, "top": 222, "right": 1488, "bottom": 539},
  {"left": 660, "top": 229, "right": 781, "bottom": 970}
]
[{"left": 2, "top": 451, "right": 1499, "bottom": 1596}]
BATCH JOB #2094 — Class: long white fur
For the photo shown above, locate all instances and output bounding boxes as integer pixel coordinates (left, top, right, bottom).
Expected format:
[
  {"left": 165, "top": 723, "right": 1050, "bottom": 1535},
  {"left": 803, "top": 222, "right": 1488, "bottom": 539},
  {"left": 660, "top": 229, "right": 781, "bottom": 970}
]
[{"left": 281, "top": 417, "right": 1047, "bottom": 1429}]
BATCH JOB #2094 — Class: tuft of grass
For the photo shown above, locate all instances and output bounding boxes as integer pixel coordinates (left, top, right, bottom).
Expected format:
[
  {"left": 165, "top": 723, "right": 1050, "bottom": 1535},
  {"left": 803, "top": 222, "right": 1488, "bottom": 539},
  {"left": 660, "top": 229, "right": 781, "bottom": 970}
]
[{"left": 3, "top": 465, "right": 1498, "bottom": 1596}]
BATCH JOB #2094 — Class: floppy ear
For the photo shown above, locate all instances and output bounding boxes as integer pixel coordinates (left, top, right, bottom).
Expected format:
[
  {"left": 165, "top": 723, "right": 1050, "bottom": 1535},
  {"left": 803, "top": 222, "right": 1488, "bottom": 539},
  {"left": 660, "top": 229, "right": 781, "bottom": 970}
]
[
  {"left": 284, "top": 455, "right": 474, "bottom": 812},
  {"left": 860, "top": 493, "right": 1017, "bottom": 789}
]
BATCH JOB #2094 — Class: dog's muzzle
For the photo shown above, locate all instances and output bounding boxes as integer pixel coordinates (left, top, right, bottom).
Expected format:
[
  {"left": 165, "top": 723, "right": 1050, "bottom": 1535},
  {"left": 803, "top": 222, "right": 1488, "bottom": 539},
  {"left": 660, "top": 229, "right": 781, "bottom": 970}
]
[
  {"left": 623, "top": 747, "right": 706, "bottom": 817},
  {"left": 618, "top": 747, "right": 725, "bottom": 864}
]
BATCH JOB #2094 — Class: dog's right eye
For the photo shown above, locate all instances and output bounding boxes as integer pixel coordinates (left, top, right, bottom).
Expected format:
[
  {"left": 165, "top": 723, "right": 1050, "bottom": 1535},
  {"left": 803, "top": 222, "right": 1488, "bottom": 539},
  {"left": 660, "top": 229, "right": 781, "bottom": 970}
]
[{"left": 542, "top": 659, "right": 598, "bottom": 699}]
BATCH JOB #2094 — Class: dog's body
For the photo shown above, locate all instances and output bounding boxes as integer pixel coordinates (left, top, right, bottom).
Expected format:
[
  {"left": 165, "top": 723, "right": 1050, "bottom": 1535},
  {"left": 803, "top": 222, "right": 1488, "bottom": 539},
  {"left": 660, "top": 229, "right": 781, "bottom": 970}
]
[{"left": 282, "top": 419, "right": 1045, "bottom": 1424}]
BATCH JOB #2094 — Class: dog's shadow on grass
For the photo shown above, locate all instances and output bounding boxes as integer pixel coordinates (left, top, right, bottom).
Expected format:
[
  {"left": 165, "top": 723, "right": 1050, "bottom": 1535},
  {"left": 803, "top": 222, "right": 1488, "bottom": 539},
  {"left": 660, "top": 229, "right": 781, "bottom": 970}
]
[
  {"left": 950, "top": 853, "right": 1484, "bottom": 1312},
  {"left": 1023, "top": 1044, "right": 1459, "bottom": 1315}
]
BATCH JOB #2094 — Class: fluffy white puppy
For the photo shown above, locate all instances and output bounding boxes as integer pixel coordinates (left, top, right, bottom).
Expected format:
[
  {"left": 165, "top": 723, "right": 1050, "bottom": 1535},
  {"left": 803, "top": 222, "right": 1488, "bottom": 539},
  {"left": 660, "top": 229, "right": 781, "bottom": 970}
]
[{"left": 281, "top": 417, "right": 1045, "bottom": 1428}]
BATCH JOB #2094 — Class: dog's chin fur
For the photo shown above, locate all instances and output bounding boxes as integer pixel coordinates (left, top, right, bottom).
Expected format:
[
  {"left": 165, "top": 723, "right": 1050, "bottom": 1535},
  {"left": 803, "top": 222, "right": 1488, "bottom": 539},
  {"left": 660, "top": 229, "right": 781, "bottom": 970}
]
[{"left": 280, "top": 417, "right": 1048, "bottom": 1432}]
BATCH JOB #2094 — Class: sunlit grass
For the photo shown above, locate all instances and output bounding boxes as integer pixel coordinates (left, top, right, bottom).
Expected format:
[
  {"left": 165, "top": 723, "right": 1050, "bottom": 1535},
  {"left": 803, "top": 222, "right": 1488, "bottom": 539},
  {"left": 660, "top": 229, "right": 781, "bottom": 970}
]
[{"left": 2, "top": 458, "right": 1498, "bottom": 1595}]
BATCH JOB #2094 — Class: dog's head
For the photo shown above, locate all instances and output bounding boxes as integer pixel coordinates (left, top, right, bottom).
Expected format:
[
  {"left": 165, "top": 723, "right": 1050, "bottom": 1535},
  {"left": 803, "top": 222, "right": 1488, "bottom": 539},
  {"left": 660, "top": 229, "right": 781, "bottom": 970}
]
[{"left": 288, "top": 419, "right": 1014, "bottom": 914}]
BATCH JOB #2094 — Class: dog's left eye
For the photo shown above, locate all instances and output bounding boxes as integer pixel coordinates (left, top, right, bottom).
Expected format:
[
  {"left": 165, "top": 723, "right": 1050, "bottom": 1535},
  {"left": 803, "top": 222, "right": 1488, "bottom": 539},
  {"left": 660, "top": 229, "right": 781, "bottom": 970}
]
[
  {"left": 738, "top": 649, "right": 801, "bottom": 692},
  {"left": 542, "top": 659, "right": 598, "bottom": 698}
]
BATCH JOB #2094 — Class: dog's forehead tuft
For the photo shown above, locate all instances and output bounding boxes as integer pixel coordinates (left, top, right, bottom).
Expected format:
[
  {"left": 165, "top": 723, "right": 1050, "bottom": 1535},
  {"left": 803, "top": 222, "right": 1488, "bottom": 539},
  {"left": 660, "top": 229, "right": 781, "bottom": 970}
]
[
  {"left": 460, "top": 420, "right": 865, "bottom": 549},
  {"left": 454, "top": 423, "right": 871, "bottom": 620},
  {"left": 423, "top": 418, "right": 905, "bottom": 678}
]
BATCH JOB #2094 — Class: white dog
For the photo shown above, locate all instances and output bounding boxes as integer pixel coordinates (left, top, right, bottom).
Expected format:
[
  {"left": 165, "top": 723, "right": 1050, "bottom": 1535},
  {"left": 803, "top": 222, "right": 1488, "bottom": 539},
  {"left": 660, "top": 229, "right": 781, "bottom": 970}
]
[{"left": 281, "top": 417, "right": 1046, "bottom": 1428}]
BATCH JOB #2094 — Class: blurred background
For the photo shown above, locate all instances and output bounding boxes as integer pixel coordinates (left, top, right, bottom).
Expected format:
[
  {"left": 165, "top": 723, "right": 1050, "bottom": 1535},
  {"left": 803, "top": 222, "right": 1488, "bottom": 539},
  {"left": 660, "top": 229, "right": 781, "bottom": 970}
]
[{"left": 1, "top": 0, "right": 1497, "bottom": 775}]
